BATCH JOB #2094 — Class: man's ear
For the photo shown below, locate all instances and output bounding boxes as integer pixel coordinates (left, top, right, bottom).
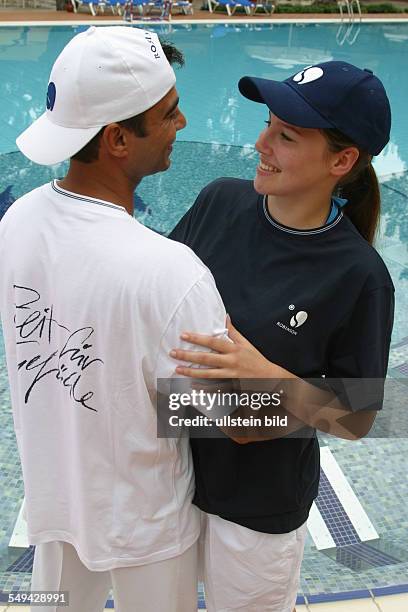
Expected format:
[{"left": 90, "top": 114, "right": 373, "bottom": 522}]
[{"left": 101, "top": 123, "right": 129, "bottom": 159}]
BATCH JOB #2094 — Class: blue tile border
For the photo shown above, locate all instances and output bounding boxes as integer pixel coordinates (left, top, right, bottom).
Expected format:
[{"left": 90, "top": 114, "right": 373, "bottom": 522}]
[
  {"left": 372, "top": 583, "right": 408, "bottom": 597},
  {"left": 306, "top": 584, "right": 408, "bottom": 604},
  {"left": 307, "top": 589, "right": 372, "bottom": 604}
]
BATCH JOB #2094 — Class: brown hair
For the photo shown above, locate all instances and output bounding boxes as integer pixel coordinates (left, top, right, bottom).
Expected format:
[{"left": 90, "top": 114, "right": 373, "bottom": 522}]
[
  {"left": 322, "top": 128, "right": 380, "bottom": 245},
  {"left": 71, "top": 40, "right": 185, "bottom": 164}
]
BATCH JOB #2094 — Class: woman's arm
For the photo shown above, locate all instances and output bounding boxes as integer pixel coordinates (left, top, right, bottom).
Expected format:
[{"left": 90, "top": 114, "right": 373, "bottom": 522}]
[{"left": 170, "top": 317, "right": 377, "bottom": 441}]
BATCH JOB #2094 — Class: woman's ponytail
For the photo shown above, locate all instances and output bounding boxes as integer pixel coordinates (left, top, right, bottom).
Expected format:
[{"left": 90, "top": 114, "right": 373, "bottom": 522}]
[
  {"left": 338, "top": 161, "right": 380, "bottom": 245},
  {"left": 323, "top": 128, "right": 381, "bottom": 245}
]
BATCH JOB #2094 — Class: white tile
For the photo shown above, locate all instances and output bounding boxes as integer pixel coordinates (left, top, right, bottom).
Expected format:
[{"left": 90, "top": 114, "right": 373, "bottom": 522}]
[
  {"left": 308, "top": 599, "right": 379, "bottom": 611},
  {"left": 307, "top": 501, "right": 336, "bottom": 550},
  {"left": 9, "top": 497, "right": 29, "bottom": 548},
  {"left": 376, "top": 593, "right": 408, "bottom": 611}
]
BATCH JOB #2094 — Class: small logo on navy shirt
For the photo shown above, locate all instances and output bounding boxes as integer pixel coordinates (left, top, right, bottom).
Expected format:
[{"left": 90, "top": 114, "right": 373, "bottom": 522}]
[
  {"left": 290, "top": 311, "right": 308, "bottom": 328},
  {"left": 276, "top": 306, "right": 308, "bottom": 335},
  {"left": 46, "top": 82, "right": 56, "bottom": 111}
]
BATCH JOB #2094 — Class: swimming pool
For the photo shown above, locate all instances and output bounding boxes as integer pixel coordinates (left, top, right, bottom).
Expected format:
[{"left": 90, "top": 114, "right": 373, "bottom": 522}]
[{"left": 0, "top": 22, "right": 408, "bottom": 605}]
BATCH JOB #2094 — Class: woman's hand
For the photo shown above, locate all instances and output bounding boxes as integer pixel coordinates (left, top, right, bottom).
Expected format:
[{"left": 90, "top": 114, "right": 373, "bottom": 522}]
[
  {"left": 170, "top": 319, "right": 375, "bottom": 441},
  {"left": 170, "top": 316, "right": 285, "bottom": 380}
]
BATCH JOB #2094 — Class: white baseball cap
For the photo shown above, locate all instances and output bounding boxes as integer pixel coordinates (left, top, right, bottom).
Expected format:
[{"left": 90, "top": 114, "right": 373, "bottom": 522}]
[{"left": 16, "top": 26, "right": 176, "bottom": 165}]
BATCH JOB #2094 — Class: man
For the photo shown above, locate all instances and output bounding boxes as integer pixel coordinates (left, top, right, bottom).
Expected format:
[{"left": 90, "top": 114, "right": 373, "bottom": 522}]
[{"left": 0, "top": 26, "right": 227, "bottom": 612}]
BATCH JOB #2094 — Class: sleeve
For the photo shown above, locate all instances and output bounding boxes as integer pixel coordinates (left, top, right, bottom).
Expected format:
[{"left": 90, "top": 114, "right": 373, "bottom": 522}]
[
  {"left": 326, "top": 285, "right": 395, "bottom": 411},
  {"left": 155, "top": 270, "right": 227, "bottom": 380},
  {"left": 155, "top": 270, "right": 236, "bottom": 424}
]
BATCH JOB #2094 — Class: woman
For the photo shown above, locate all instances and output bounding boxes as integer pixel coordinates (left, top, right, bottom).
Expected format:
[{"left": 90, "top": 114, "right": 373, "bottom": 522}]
[{"left": 169, "top": 61, "right": 394, "bottom": 612}]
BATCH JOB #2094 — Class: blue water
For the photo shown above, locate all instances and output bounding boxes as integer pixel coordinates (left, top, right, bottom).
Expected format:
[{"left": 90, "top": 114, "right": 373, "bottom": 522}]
[{"left": 0, "top": 23, "right": 408, "bottom": 176}]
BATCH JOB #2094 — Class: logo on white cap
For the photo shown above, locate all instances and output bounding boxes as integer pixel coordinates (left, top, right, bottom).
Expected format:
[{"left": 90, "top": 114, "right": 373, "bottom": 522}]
[
  {"left": 293, "top": 66, "right": 324, "bottom": 85},
  {"left": 144, "top": 31, "right": 160, "bottom": 59},
  {"left": 46, "top": 82, "right": 56, "bottom": 111}
]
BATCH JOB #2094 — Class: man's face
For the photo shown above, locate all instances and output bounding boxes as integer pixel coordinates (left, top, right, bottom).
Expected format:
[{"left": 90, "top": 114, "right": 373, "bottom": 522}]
[{"left": 125, "top": 87, "right": 186, "bottom": 182}]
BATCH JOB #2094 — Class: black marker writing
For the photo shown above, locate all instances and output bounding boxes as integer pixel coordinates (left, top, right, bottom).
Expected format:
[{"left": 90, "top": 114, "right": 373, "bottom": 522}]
[{"left": 14, "top": 285, "right": 103, "bottom": 412}]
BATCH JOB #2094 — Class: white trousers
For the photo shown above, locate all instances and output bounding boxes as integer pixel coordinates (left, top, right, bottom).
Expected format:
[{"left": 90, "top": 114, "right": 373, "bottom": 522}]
[
  {"left": 31, "top": 540, "right": 198, "bottom": 612},
  {"left": 201, "top": 513, "right": 307, "bottom": 612}
]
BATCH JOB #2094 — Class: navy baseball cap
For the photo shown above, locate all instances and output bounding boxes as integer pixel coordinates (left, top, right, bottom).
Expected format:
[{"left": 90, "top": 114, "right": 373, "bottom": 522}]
[{"left": 238, "top": 61, "right": 391, "bottom": 156}]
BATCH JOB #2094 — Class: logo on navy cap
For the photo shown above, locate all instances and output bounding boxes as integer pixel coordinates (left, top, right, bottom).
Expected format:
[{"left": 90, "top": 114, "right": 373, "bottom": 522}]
[
  {"left": 293, "top": 66, "right": 324, "bottom": 85},
  {"left": 46, "top": 82, "right": 56, "bottom": 111}
]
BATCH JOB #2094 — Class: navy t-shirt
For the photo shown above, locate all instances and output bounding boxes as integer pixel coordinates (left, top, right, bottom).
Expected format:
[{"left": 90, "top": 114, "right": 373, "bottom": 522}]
[{"left": 169, "top": 178, "right": 394, "bottom": 533}]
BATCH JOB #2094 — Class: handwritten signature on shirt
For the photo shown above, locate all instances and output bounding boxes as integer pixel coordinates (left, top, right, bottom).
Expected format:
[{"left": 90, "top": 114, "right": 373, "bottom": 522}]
[{"left": 14, "top": 285, "right": 104, "bottom": 412}]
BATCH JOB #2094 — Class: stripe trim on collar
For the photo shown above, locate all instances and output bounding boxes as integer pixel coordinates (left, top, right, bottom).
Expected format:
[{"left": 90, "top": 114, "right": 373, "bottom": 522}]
[
  {"left": 51, "top": 181, "right": 129, "bottom": 215},
  {"left": 262, "top": 196, "right": 343, "bottom": 236}
]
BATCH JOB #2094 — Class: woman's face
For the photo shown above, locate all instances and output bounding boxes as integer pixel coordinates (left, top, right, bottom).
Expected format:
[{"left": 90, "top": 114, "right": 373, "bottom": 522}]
[{"left": 254, "top": 112, "right": 334, "bottom": 197}]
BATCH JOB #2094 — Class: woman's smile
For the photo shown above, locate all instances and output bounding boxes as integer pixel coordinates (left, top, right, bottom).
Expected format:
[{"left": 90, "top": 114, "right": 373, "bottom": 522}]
[{"left": 257, "top": 159, "right": 282, "bottom": 175}]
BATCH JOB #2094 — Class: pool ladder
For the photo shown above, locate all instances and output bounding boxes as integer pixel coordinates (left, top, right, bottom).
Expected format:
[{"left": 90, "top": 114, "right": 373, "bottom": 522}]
[{"left": 336, "top": 0, "right": 362, "bottom": 45}]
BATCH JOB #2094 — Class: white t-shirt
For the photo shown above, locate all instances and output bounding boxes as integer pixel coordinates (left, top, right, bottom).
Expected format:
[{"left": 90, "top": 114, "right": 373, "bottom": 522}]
[{"left": 0, "top": 180, "right": 227, "bottom": 571}]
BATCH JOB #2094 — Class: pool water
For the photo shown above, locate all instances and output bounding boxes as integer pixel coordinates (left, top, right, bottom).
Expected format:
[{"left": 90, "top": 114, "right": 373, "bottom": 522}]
[
  {"left": 1, "top": 23, "right": 408, "bottom": 172},
  {"left": 0, "top": 22, "right": 408, "bottom": 603}
]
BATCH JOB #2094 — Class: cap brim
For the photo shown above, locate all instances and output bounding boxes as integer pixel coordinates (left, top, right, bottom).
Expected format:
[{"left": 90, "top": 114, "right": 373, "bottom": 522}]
[
  {"left": 16, "top": 112, "right": 103, "bottom": 165},
  {"left": 238, "top": 76, "right": 335, "bottom": 129}
]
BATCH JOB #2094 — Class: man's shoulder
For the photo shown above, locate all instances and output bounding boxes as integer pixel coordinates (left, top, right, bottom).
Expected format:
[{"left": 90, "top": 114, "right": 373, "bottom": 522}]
[
  {"left": 0, "top": 184, "right": 44, "bottom": 224},
  {"left": 129, "top": 224, "right": 211, "bottom": 284},
  {"left": 123, "top": 228, "right": 221, "bottom": 319},
  {"left": 145, "top": 226, "right": 206, "bottom": 266}
]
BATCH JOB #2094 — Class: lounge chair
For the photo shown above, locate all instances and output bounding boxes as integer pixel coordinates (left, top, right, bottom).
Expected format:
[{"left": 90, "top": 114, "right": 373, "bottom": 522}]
[
  {"left": 104, "top": 0, "right": 128, "bottom": 14},
  {"left": 208, "top": 0, "right": 255, "bottom": 16},
  {"left": 123, "top": 0, "right": 150, "bottom": 19},
  {"left": 252, "top": 0, "right": 274, "bottom": 12},
  {"left": 71, "top": 0, "right": 101, "bottom": 15},
  {"left": 145, "top": 0, "right": 193, "bottom": 15},
  {"left": 124, "top": 0, "right": 174, "bottom": 19},
  {"left": 171, "top": 0, "right": 194, "bottom": 14}
]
